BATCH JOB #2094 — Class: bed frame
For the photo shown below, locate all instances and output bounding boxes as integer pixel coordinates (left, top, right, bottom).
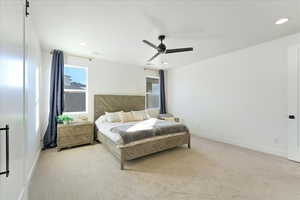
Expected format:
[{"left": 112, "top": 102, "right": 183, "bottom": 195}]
[{"left": 94, "top": 95, "right": 190, "bottom": 170}]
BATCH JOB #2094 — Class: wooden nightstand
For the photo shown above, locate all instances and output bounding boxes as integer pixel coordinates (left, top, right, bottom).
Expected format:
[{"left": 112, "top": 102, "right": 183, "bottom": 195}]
[
  {"left": 57, "top": 122, "right": 94, "bottom": 151},
  {"left": 159, "top": 114, "right": 180, "bottom": 122},
  {"left": 160, "top": 117, "right": 180, "bottom": 122}
]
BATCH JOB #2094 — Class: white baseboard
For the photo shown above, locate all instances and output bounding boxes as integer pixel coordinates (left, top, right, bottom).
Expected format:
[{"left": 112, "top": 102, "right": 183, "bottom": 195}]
[
  {"left": 197, "top": 133, "right": 287, "bottom": 158},
  {"left": 18, "top": 149, "right": 41, "bottom": 200}
]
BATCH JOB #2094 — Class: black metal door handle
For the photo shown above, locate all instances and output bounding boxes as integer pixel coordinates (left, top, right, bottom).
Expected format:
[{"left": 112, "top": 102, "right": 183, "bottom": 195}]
[
  {"left": 0, "top": 125, "right": 9, "bottom": 177},
  {"left": 26, "top": 0, "right": 30, "bottom": 17},
  {"left": 289, "top": 115, "right": 295, "bottom": 119}
]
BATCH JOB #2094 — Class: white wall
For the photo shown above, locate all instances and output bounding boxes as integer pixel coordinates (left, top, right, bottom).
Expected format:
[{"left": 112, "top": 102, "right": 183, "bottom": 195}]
[
  {"left": 25, "top": 19, "right": 42, "bottom": 182},
  {"left": 40, "top": 54, "right": 156, "bottom": 132},
  {"left": 10, "top": 14, "right": 41, "bottom": 200},
  {"left": 167, "top": 32, "right": 300, "bottom": 157}
]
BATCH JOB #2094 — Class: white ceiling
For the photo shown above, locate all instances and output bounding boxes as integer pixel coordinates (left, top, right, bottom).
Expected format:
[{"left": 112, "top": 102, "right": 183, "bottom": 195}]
[{"left": 31, "top": 0, "right": 300, "bottom": 68}]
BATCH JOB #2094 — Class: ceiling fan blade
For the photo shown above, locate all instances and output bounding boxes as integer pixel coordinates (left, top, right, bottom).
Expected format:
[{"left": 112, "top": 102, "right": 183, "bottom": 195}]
[
  {"left": 148, "top": 52, "right": 160, "bottom": 62},
  {"left": 142, "top": 40, "right": 158, "bottom": 50},
  {"left": 165, "top": 47, "right": 193, "bottom": 54}
]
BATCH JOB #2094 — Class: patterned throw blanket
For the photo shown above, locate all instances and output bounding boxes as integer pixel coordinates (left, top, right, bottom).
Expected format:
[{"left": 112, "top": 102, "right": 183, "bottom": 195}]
[{"left": 110, "top": 119, "right": 189, "bottom": 144}]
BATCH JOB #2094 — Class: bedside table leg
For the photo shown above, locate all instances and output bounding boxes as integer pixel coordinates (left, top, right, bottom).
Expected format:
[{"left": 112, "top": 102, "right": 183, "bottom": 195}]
[
  {"left": 120, "top": 151, "right": 125, "bottom": 170},
  {"left": 57, "top": 148, "right": 61, "bottom": 152},
  {"left": 120, "top": 161, "right": 124, "bottom": 170}
]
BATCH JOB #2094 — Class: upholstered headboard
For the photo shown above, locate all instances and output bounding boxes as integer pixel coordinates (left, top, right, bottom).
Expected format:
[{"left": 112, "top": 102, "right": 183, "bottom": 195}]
[{"left": 94, "top": 95, "right": 145, "bottom": 121}]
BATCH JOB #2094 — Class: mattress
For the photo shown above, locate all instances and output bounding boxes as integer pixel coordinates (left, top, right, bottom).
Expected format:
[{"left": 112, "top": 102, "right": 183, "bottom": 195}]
[
  {"left": 95, "top": 118, "right": 188, "bottom": 145},
  {"left": 95, "top": 121, "right": 134, "bottom": 145}
]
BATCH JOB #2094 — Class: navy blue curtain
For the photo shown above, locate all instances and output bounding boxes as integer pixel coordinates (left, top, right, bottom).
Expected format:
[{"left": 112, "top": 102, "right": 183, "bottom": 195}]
[
  {"left": 159, "top": 70, "right": 166, "bottom": 114},
  {"left": 43, "top": 50, "right": 64, "bottom": 149}
]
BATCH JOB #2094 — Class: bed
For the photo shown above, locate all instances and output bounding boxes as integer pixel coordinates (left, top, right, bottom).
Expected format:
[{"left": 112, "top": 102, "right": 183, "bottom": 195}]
[{"left": 94, "top": 95, "right": 191, "bottom": 170}]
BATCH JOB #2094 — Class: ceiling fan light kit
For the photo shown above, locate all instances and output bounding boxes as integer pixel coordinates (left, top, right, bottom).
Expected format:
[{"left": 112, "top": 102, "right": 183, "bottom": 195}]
[{"left": 143, "top": 35, "right": 193, "bottom": 62}]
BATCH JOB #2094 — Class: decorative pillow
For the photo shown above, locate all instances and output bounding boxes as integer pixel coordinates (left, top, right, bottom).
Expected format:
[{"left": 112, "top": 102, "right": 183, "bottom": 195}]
[
  {"left": 145, "top": 108, "right": 160, "bottom": 118},
  {"left": 105, "top": 111, "right": 123, "bottom": 123},
  {"left": 96, "top": 115, "right": 107, "bottom": 123},
  {"left": 131, "top": 110, "right": 148, "bottom": 121},
  {"left": 119, "top": 111, "right": 135, "bottom": 123}
]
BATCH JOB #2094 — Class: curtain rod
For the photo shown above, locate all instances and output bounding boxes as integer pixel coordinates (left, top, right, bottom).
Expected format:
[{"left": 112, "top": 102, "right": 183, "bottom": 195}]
[{"left": 50, "top": 50, "right": 94, "bottom": 61}]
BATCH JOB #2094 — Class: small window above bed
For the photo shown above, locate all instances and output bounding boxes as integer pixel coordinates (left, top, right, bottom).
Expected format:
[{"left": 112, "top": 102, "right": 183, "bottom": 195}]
[
  {"left": 146, "top": 77, "right": 160, "bottom": 109},
  {"left": 63, "top": 65, "right": 88, "bottom": 113}
]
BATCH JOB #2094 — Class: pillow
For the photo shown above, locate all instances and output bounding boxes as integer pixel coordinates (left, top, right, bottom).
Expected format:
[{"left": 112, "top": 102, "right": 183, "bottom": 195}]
[
  {"left": 96, "top": 115, "right": 107, "bottom": 123},
  {"left": 119, "top": 111, "right": 135, "bottom": 123},
  {"left": 145, "top": 108, "right": 160, "bottom": 118},
  {"left": 131, "top": 110, "right": 148, "bottom": 121},
  {"left": 105, "top": 111, "right": 123, "bottom": 123}
]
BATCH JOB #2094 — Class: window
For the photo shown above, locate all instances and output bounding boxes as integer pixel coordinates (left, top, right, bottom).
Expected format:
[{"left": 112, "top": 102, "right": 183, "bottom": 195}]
[
  {"left": 146, "top": 77, "right": 160, "bottom": 109},
  {"left": 64, "top": 65, "right": 88, "bottom": 113}
]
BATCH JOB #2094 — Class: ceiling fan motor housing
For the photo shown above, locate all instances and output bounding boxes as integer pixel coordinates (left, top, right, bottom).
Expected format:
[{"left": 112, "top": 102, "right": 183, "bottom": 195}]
[
  {"left": 158, "top": 35, "right": 166, "bottom": 53},
  {"left": 158, "top": 43, "right": 166, "bottom": 53}
]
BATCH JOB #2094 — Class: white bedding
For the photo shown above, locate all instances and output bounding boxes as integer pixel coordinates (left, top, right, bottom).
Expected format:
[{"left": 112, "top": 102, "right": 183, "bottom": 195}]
[
  {"left": 96, "top": 117, "right": 186, "bottom": 145},
  {"left": 95, "top": 120, "right": 137, "bottom": 145}
]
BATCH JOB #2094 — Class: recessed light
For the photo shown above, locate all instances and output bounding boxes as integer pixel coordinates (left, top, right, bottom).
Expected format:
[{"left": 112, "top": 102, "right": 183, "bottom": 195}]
[
  {"left": 80, "top": 42, "right": 86, "bottom": 46},
  {"left": 162, "top": 61, "right": 168, "bottom": 65},
  {"left": 275, "top": 18, "right": 289, "bottom": 25}
]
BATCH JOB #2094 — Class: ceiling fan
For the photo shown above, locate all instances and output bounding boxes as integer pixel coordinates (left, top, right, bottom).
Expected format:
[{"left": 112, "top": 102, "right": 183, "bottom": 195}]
[{"left": 143, "top": 35, "right": 194, "bottom": 62}]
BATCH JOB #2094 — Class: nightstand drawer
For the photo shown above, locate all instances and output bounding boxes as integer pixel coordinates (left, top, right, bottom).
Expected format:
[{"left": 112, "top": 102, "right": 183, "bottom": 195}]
[
  {"left": 74, "top": 125, "right": 92, "bottom": 135},
  {"left": 59, "top": 125, "right": 92, "bottom": 137},
  {"left": 58, "top": 135, "right": 92, "bottom": 145}
]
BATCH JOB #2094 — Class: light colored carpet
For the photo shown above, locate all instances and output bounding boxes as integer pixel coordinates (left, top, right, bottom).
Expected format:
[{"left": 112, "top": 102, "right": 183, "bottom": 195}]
[{"left": 29, "top": 136, "right": 300, "bottom": 200}]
